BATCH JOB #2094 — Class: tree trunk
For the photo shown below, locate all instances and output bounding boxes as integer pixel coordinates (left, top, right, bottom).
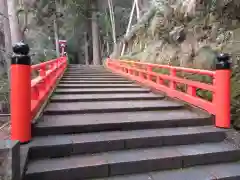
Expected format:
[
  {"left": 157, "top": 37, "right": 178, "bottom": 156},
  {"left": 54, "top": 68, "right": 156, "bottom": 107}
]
[
  {"left": 87, "top": 19, "right": 93, "bottom": 64},
  {"left": 91, "top": 0, "right": 101, "bottom": 65},
  {"left": 7, "top": 0, "right": 22, "bottom": 44},
  {"left": 54, "top": 19, "right": 60, "bottom": 57},
  {"left": 106, "top": 41, "right": 110, "bottom": 55},
  {"left": 121, "top": 0, "right": 136, "bottom": 56},
  {"left": 99, "top": 34, "right": 104, "bottom": 57},
  {"left": 85, "top": 0, "right": 93, "bottom": 65},
  {"left": 84, "top": 32, "right": 89, "bottom": 65},
  {"left": 0, "top": 4, "right": 6, "bottom": 76},
  {"left": 54, "top": 0, "right": 60, "bottom": 57},
  {"left": 1, "top": 0, "right": 12, "bottom": 84},
  {"left": 3, "top": 0, "right": 12, "bottom": 83},
  {"left": 139, "top": 0, "right": 150, "bottom": 16},
  {"left": 107, "top": 0, "right": 116, "bottom": 44},
  {"left": 139, "top": 0, "right": 150, "bottom": 10},
  {"left": 3, "top": 0, "right": 12, "bottom": 54}
]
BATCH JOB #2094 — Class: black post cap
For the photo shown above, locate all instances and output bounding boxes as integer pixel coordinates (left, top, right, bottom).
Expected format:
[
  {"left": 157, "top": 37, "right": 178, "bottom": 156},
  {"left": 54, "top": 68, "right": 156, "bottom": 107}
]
[
  {"left": 11, "top": 41, "right": 31, "bottom": 65},
  {"left": 13, "top": 41, "right": 30, "bottom": 55},
  {"left": 216, "top": 53, "right": 231, "bottom": 70}
]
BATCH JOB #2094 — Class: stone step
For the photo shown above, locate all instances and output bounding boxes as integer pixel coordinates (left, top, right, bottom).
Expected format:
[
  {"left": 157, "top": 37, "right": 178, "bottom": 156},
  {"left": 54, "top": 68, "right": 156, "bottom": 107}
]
[
  {"left": 64, "top": 72, "right": 119, "bottom": 75},
  {"left": 57, "top": 83, "right": 141, "bottom": 89},
  {"left": 66, "top": 67, "right": 106, "bottom": 70},
  {"left": 66, "top": 68, "right": 107, "bottom": 70},
  {"left": 67, "top": 64, "right": 103, "bottom": 66},
  {"left": 51, "top": 92, "right": 164, "bottom": 102},
  {"left": 59, "top": 80, "right": 132, "bottom": 84},
  {"left": 64, "top": 73, "right": 114, "bottom": 76},
  {"left": 66, "top": 68, "right": 106, "bottom": 70},
  {"left": 24, "top": 142, "right": 240, "bottom": 180},
  {"left": 54, "top": 87, "right": 151, "bottom": 94},
  {"left": 34, "top": 110, "right": 212, "bottom": 136},
  {"left": 93, "top": 162, "right": 240, "bottom": 180},
  {"left": 62, "top": 76, "right": 122, "bottom": 79},
  {"left": 29, "top": 126, "right": 225, "bottom": 160},
  {"left": 61, "top": 77, "right": 127, "bottom": 81},
  {"left": 66, "top": 70, "right": 108, "bottom": 74},
  {"left": 64, "top": 73, "right": 112, "bottom": 76},
  {"left": 44, "top": 99, "right": 184, "bottom": 115},
  {"left": 64, "top": 72, "right": 120, "bottom": 76}
]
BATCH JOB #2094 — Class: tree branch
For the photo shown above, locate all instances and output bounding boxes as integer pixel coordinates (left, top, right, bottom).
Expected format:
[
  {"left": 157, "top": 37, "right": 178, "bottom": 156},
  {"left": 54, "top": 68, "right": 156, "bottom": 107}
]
[
  {"left": 121, "top": 7, "right": 156, "bottom": 43},
  {"left": 21, "top": 10, "right": 28, "bottom": 33}
]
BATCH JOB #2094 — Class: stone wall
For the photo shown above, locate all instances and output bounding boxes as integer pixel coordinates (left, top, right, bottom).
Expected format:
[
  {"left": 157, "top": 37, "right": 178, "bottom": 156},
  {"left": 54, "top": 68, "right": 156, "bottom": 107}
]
[{"left": 0, "top": 141, "right": 20, "bottom": 180}]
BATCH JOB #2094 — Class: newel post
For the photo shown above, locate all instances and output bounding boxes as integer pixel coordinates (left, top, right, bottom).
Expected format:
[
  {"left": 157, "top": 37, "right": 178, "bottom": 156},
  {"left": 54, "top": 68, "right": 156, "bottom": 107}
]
[
  {"left": 215, "top": 53, "right": 231, "bottom": 128},
  {"left": 11, "top": 42, "right": 31, "bottom": 143}
]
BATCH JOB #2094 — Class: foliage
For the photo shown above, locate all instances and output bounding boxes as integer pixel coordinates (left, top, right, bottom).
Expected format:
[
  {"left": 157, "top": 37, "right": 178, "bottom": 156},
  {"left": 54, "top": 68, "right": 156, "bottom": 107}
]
[{"left": 116, "top": 0, "right": 240, "bottom": 129}]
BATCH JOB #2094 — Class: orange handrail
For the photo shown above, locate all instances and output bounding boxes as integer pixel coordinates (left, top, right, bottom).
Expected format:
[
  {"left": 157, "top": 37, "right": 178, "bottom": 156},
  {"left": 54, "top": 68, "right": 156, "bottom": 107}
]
[
  {"left": 106, "top": 55, "right": 231, "bottom": 129},
  {"left": 31, "top": 56, "right": 67, "bottom": 119}
]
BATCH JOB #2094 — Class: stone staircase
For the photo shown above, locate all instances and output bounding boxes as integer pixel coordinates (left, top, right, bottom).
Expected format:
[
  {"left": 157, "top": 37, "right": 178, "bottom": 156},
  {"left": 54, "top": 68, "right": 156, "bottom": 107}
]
[{"left": 23, "top": 65, "right": 240, "bottom": 180}]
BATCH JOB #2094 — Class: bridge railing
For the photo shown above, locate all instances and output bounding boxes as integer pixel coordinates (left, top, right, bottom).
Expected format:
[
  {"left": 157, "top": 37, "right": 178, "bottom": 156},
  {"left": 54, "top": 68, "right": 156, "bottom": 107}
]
[
  {"left": 31, "top": 57, "right": 67, "bottom": 118},
  {"left": 11, "top": 43, "right": 67, "bottom": 143},
  {"left": 106, "top": 54, "right": 231, "bottom": 129}
]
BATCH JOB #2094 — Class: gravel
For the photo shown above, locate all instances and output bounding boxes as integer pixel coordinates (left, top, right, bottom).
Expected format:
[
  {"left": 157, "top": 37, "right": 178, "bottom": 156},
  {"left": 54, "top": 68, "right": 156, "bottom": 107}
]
[{"left": 224, "top": 129, "right": 240, "bottom": 149}]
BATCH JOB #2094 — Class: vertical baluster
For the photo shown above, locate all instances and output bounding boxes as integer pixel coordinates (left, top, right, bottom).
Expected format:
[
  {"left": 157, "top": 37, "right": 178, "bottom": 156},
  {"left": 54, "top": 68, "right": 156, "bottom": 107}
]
[
  {"left": 157, "top": 76, "right": 164, "bottom": 85},
  {"left": 187, "top": 86, "right": 196, "bottom": 96},
  {"left": 39, "top": 66, "right": 46, "bottom": 94},
  {"left": 147, "top": 65, "right": 152, "bottom": 81},
  {"left": 170, "top": 68, "right": 177, "bottom": 91}
]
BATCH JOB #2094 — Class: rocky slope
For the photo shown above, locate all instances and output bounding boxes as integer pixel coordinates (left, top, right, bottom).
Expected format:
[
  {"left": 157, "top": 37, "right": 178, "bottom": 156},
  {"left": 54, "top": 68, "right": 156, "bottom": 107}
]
[{"left": 112, "top": 0, "right": 240, "bottom": 128}]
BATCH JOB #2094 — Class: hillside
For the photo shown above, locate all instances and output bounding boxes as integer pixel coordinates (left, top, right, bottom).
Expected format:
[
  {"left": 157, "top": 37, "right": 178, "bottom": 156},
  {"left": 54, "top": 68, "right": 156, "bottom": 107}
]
[{"left": 112, "top": 0, "right": 240, "bottom": 128}]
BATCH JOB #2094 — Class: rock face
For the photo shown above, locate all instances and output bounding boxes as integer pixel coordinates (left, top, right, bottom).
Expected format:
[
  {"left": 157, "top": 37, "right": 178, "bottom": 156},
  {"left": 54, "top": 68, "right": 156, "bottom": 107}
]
[{"left": 117, "top": 0, "right": 240, "bottom": 128}]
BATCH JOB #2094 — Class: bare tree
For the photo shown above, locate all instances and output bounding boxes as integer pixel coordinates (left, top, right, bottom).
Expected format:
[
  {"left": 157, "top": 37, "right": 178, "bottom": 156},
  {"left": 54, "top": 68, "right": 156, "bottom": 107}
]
[
  {"left": 2, "top": 0, "right": 12, "bottom": 55},
  {"left": 0, "top": 0, "right": 12, "bottom": 83},
  {"left": 107, "top": 0, "right": 116, "bottom": 45},
  {"left": 7, "top": 0, "right": 23, "bottom": 44},
  {"left": 91, "top": 0, "right": 101, "bottom": 65},
  {"left": 84, "top": 0, "right": 93, "bottom": 65}
]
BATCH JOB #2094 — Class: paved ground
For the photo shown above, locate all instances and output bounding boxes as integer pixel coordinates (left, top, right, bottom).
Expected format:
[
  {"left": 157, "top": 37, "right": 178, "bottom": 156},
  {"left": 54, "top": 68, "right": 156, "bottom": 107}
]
[{"left": 225, "top": 129, "right": 240, "bottom": 148}]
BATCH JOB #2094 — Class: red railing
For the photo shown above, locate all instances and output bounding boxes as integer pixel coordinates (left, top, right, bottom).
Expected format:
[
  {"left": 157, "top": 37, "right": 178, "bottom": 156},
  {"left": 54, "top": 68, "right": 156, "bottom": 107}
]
[
  {"left": 31, "top": 57, "right": 67, "bottom": 118},
  {"left": 11, "top": 43, "right": 67, "bottom": 143},
  {"left": 106, "top": 57, "right": 231, "bottom": 129}
]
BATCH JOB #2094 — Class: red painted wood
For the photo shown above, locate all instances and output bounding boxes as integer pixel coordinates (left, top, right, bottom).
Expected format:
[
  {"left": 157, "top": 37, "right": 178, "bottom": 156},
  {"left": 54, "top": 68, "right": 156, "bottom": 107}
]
[{"left": 106, "top": 59, "right": 231, "bottom": 128}]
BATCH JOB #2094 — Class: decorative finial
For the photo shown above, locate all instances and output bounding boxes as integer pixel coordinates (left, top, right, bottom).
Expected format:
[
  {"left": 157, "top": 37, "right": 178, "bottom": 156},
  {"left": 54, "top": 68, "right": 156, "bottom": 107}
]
[
  {"left": 217, "top": 53, "right": 230, "bottom": 61},
  {"left": 13, "top": 41, "right": 30, "bottom": 55},
  {"left": 216, "top": 53, "right": 231, "bottom": 70}
]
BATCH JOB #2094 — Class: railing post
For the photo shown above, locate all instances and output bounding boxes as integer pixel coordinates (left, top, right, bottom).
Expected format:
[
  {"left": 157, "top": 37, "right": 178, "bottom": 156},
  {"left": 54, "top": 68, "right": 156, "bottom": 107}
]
[
  {"left": 157, "top": 77, "right": 164, "bottom": 85},
  {"left": 147, "top": 65, "right": 152, "bottom": 80},
  {"left": 187, "top": 86, "right": 196, "bottom": 97},
  {"left": 170, "top": 68, "right": 177, "bottom": 90},
  {"left": 11, "top": 42, "right": 31, "bottom": 143},
  {"left": 39, "top": 66, "right": 46, "bottom": 93},
  {"left": 215, "top": 53, "right": 231, "bottom": 128}
]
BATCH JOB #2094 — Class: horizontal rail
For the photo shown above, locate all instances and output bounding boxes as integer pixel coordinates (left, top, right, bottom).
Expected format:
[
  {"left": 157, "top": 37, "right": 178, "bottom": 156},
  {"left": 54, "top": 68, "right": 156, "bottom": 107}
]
[
  {"left": 106, "top": 58, "right": 231, "bottom": 129},
  {"left": 119, "top": 60, "right": 216, "bottom": 76},
  {"left": 31, "top": 59, "right": 57, "bottom": 71}
]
